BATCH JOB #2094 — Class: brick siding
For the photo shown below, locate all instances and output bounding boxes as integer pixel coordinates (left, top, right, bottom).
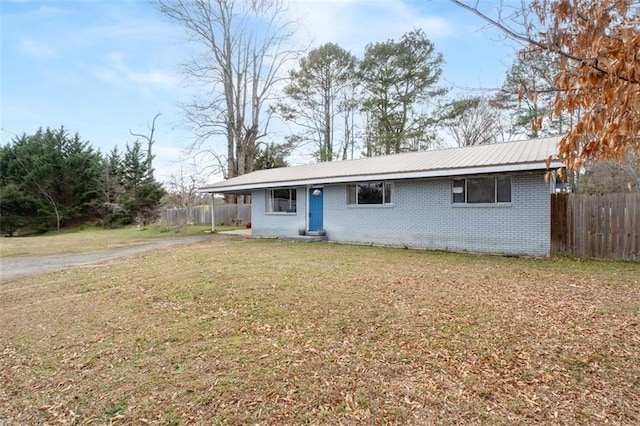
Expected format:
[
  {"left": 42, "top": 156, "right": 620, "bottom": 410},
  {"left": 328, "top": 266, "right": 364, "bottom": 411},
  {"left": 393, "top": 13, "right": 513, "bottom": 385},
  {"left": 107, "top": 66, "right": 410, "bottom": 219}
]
[
  {"left": 251, "top": 173, "right": 550, "bottom": 256},
  {"left": 251, "top": 188, "right": 307, "bottom": 236}
]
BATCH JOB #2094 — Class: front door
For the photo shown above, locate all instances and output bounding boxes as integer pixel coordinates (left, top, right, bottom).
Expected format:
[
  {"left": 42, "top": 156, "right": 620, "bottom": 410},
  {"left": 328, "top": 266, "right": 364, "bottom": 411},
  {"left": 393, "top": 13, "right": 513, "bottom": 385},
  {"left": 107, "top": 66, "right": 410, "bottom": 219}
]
[{"left": 308, "top": 187, "right": 324, "bottom": 232}]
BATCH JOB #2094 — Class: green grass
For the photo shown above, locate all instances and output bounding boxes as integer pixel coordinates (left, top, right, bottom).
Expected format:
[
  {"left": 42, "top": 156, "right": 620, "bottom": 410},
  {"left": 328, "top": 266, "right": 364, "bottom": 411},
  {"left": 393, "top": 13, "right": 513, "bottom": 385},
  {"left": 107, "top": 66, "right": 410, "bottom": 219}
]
[{"left": 1, "top": 238, "right": 638, "bottom": 424}]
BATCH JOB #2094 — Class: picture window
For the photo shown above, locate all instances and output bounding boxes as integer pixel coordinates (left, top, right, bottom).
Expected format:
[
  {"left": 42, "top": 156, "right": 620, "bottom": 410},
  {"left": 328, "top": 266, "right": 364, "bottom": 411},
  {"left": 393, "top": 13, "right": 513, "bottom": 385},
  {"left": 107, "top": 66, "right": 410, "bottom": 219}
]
[
  {"left": 452, "top": 176, "right": 511, "bottom": 204},
  {"left": 266, "top": 188, "right": 297, "bottom": 213},
  {"left": 347, "top": 182, "right": 393, "bottom": 205}
]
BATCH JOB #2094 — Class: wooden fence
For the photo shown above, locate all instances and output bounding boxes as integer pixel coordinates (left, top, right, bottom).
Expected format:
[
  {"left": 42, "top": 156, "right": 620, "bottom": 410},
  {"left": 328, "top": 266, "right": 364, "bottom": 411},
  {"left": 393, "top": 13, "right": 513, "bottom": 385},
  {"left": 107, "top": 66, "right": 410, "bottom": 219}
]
[
  {"left": 551, "top": 193, "right": 639, "bottom": 261},
  {"left": 160, "top": 204, "right": 251, "bottom": 227}
]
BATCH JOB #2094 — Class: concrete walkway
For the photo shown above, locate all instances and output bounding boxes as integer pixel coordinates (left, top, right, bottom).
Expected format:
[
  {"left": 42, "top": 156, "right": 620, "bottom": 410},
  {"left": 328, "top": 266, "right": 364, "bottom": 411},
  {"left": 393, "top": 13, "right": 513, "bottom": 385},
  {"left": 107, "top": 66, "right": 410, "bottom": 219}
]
[{"left": 218, "top": 228, "right": 252, "bottom": 236}]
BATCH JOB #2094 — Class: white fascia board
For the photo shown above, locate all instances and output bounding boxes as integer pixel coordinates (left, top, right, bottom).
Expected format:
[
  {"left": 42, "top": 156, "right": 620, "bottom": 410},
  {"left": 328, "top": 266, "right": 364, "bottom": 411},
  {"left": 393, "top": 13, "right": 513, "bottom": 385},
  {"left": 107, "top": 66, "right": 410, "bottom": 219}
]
[{"left": 198, "top": 161, "right": 564, "bottom": 193}]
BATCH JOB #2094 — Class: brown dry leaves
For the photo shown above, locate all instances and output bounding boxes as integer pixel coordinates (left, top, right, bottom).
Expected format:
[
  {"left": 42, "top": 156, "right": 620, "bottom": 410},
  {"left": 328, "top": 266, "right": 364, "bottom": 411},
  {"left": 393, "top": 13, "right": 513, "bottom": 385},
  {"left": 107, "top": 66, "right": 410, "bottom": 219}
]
[
  {"left": 1, "top": 239, "right": 639, "bottom": 424},
  {"left": 532, "top": 0, "right": 640, "bottom": 169}
]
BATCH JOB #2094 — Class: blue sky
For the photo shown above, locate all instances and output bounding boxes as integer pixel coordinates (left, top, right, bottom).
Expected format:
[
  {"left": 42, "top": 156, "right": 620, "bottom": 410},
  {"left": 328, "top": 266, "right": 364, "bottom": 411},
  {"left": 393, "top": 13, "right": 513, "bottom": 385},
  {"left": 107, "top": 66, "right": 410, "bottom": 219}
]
[{"left": 1, "top": 0, "right": 522, "bottom": 182}]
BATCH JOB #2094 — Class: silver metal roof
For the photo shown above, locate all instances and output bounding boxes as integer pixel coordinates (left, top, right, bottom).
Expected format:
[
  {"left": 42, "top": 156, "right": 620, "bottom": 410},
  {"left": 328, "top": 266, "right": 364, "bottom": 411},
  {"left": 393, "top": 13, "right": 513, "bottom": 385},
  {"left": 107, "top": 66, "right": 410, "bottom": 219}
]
[{"left": 200, "top": 137, "right": 564, "bottom": 193}]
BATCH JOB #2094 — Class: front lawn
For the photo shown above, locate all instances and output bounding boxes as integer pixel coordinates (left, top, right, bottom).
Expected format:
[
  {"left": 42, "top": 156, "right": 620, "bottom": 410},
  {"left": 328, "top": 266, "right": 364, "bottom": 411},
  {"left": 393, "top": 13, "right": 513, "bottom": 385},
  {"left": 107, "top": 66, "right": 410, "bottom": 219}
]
[
  {"left": 1, "top": 239, "right": 638, "bottom": 424},
  {"left": 0, "top": 224, "right": 230, "bottom": 258}
]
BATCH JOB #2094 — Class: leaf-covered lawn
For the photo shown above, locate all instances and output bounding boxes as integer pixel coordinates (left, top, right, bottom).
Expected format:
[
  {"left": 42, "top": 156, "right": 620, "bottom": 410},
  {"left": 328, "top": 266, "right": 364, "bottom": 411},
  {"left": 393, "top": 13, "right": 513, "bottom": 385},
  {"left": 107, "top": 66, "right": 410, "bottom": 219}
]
[{"left": 1, "top": 239, "right": 639, "bottom": 425}]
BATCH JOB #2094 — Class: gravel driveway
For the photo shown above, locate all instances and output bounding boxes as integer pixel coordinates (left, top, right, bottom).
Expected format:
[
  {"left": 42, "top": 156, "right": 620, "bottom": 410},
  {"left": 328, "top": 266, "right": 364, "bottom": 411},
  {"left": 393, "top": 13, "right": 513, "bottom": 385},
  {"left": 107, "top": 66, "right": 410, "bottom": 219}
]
[{"left": 0, "top": 235, "right": 229, "bottom": 283}]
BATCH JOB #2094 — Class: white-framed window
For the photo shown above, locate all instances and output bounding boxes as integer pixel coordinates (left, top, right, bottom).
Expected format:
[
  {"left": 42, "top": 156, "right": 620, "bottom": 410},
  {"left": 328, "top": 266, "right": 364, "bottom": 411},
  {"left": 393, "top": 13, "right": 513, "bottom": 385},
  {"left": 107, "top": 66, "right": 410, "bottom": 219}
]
[
  {"left": 452, "top": 176, "right": 511, "bottom": 204},
  {"left": 266, "top": 188, "right": 297, "bottom": 213},
  {"left": 347, "top": 182, "right": 393, "bottom": 205}
]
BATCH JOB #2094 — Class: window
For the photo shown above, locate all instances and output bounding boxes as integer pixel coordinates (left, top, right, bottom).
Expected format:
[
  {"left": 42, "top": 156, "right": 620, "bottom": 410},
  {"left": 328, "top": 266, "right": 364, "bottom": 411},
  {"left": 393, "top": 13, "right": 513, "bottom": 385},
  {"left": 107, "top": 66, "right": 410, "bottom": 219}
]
[
  {"left": 452, "top": 176, "right": 511, "bottom": 204},
  {"left": 347, "top": 182, "right": 393, "bottom": 205},
  {"left": 496, "top": 176, "right": 511, "bottom": 202},
  {"left": 266, "top": 188, "right": 296, "bottom": 213}
]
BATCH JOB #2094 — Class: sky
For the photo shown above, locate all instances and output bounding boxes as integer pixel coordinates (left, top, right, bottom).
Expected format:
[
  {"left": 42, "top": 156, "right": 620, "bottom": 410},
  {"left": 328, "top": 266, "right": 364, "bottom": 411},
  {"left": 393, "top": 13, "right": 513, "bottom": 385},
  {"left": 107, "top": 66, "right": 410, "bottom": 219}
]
[{"left": 1, "top": 0, "right": 524, "bottom": 184}]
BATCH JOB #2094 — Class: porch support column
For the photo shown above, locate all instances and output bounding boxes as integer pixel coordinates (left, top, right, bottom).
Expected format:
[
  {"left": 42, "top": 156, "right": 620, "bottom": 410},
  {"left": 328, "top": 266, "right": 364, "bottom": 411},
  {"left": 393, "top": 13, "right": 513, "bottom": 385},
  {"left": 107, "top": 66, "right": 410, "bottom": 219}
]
[{"left": 210, "top": 193, "right": 216, "bottom": 232}]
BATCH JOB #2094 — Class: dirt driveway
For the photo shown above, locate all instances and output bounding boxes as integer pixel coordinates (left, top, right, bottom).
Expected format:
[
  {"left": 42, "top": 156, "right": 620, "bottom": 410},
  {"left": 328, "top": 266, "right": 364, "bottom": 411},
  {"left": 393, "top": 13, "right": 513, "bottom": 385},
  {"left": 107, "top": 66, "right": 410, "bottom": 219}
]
[{"left": 0, "top": 235, "right": 229, "bottom": 283}]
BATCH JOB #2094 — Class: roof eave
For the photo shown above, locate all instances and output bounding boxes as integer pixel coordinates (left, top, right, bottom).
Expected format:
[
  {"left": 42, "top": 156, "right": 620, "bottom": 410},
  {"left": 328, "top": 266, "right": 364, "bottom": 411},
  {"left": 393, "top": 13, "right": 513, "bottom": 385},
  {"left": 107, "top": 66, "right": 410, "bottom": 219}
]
[{"left": 198, "top": 161, "right": 564, "bottom": 194}]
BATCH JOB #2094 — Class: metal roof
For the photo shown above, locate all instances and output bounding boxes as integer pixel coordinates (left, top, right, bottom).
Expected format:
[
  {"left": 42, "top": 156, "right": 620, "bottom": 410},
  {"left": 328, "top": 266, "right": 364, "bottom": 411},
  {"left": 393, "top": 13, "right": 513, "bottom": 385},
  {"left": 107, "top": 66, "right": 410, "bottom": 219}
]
[{"left": 199, "top": 136, "right": 564, "bottom": 193}]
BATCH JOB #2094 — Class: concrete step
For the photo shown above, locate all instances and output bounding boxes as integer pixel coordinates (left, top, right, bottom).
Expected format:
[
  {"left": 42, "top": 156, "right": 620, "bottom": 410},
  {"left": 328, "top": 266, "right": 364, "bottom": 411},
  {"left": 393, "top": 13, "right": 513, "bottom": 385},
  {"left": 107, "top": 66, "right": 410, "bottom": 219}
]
[{"left": 280, "top": 234, "right": 327, "bottom": 242}]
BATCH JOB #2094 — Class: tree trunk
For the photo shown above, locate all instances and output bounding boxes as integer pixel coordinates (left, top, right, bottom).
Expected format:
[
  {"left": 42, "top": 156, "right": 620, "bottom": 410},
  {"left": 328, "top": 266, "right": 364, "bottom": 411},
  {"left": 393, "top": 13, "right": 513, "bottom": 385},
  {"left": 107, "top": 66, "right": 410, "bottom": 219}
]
[{"left": 324, "top": 85, "right": 332, "bottom": 161}]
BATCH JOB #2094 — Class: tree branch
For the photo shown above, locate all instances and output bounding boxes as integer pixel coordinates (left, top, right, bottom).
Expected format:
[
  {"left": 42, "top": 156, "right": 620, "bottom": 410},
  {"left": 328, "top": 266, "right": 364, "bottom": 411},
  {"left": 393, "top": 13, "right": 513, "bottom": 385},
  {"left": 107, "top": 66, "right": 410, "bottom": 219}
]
[{"left": 448, "top": 0, "right": 639, "bottom": 85}]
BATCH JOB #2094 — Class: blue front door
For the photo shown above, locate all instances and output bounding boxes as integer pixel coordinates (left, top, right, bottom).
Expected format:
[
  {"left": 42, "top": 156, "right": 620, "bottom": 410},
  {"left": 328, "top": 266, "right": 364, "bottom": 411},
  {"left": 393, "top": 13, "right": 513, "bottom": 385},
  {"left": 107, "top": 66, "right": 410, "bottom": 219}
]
[{"left": 308, "top": 187, "right": 324, "bottom": 232}]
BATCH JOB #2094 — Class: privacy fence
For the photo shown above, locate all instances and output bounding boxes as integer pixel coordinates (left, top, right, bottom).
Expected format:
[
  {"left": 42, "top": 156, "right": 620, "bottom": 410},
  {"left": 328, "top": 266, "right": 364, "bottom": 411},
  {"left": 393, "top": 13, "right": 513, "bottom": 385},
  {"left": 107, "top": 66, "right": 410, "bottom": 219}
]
[
  {"left": 160, "top": 204, "right": 251, "bottom": 227},
  {"left": 551, "top": 193, "right": 639, "bottom": 261}
]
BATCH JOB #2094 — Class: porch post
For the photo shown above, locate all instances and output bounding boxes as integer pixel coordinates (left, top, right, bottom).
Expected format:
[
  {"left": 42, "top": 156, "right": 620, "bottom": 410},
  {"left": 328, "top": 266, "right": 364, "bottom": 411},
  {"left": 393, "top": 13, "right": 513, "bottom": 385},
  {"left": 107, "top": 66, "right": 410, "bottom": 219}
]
[{"left": 210, "top": 193, "right": 216, "bottom": 232}]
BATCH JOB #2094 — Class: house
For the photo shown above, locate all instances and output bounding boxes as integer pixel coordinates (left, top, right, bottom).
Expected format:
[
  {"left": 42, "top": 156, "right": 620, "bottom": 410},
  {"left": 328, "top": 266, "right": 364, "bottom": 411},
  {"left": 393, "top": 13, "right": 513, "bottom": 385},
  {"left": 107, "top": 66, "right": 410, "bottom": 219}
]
[{"left": 199, "top": 137, "right": 565, "bottom": 256}]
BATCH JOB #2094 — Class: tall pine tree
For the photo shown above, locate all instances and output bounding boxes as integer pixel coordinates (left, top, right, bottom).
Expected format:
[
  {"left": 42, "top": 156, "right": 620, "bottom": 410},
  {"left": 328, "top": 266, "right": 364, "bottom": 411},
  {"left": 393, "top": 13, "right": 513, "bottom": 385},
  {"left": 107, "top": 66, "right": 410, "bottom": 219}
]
[{"left": 121, "top": 140, "right": 165, "bottom": 225}]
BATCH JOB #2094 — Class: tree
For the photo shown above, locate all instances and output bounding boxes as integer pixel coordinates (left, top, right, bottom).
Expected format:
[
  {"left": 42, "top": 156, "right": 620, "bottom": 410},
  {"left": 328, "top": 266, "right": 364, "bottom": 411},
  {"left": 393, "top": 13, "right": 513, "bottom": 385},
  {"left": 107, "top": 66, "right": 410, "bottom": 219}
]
[
  {"left": 164, "top": 161, "right": 209, "bottom": 211},
  {"left": 132, "top": 181, "right": 166, "bottom": 226},
  {"left": 277, "top": 43, "right": 357, "bottom": 162},
  {"left": 93, "top": 147, "right": 126, "bottom": 227},
  {"left": 580, "top": 153, "right": 640, "bottom": 193},
  {"left": 154, "top": 0, "right": 297, "bottom": 195},
  {"left": 0, "top": 127, "right": 166, "bottom": 232},
  {"left": 0, "top": 184, "right": 41, "bottom": 236},
  {"left": 358, "top": 29, "right": 447, "bottom": 155},
  {"left": 254, "top": 141, "right": 292, "bottom": 170},
  {"left": 439, "top": 96, "right": 500, "bottom": 146},
  {"left": 121, "top": 141, "right": 166, "bottom": 225},
  {"left": 450, "top": 0, "right": 640, "bottom": 169},
  {"left": 129, "top": 113, "right": 161, "bottom": 179},
  {"left": 493, "top": 50, "right": 584, "bottom": 188},
  {"left": 338, "top": 82, "right": 361, "bottom": 160},
  {"left": 122, "top": 141, "right": 149, "bottom": 194},
  {"left": 493, "top": 50, "right": 568, "bottom": 138},
  {"left": 92, "top": 142, "right": 166, "bottom": 227},
  {"left": 0, "top": 127, "right": 102, "bottom": 232}
]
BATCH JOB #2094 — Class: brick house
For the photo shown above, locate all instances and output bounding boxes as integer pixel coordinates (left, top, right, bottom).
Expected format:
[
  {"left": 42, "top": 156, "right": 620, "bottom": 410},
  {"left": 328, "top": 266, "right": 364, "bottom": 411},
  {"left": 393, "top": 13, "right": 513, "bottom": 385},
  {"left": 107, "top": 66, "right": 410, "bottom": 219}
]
[{"left": 199, "top": 137, "right": 564, "bottom": 256}]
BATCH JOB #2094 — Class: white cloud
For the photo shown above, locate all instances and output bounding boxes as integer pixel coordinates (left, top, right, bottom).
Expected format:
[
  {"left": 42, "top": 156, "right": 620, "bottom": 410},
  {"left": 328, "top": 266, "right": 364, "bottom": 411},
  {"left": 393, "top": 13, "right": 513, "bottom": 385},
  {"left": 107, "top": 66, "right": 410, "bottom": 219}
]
[
  {"left": 18, "top": 37, "right": 57, "bottom": 58},
  {"left": 88, "top": 52, "right": 179, "bottom": 92},
  {"left": 127, "top": 70, "right": 179, "bottom": 90},
  {"left": 287, "top": 0, "right": 454, "bottom": 54}
]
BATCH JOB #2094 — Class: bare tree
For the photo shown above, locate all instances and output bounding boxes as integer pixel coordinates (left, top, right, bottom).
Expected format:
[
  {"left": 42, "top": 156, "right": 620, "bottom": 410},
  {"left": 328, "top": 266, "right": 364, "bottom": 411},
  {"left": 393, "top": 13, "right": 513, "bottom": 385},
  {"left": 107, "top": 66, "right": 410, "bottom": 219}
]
[
  {"left": 439, "top": 96, "right": 500, "bottom": 147},
  {"left": 129, "top": 112, "right": 161, "bottom": 178},
  {"left": 580, "top": 153, "right": 640, "bottom": 193},
  {"left": 154, "top": 0, "right": 298, "bottom": 202},
  {"left": 165, "top": 162, "right": 208, "bottom": 209},
  {"left": 338, "top": 82, "right": 361, "bottom": 160}
]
